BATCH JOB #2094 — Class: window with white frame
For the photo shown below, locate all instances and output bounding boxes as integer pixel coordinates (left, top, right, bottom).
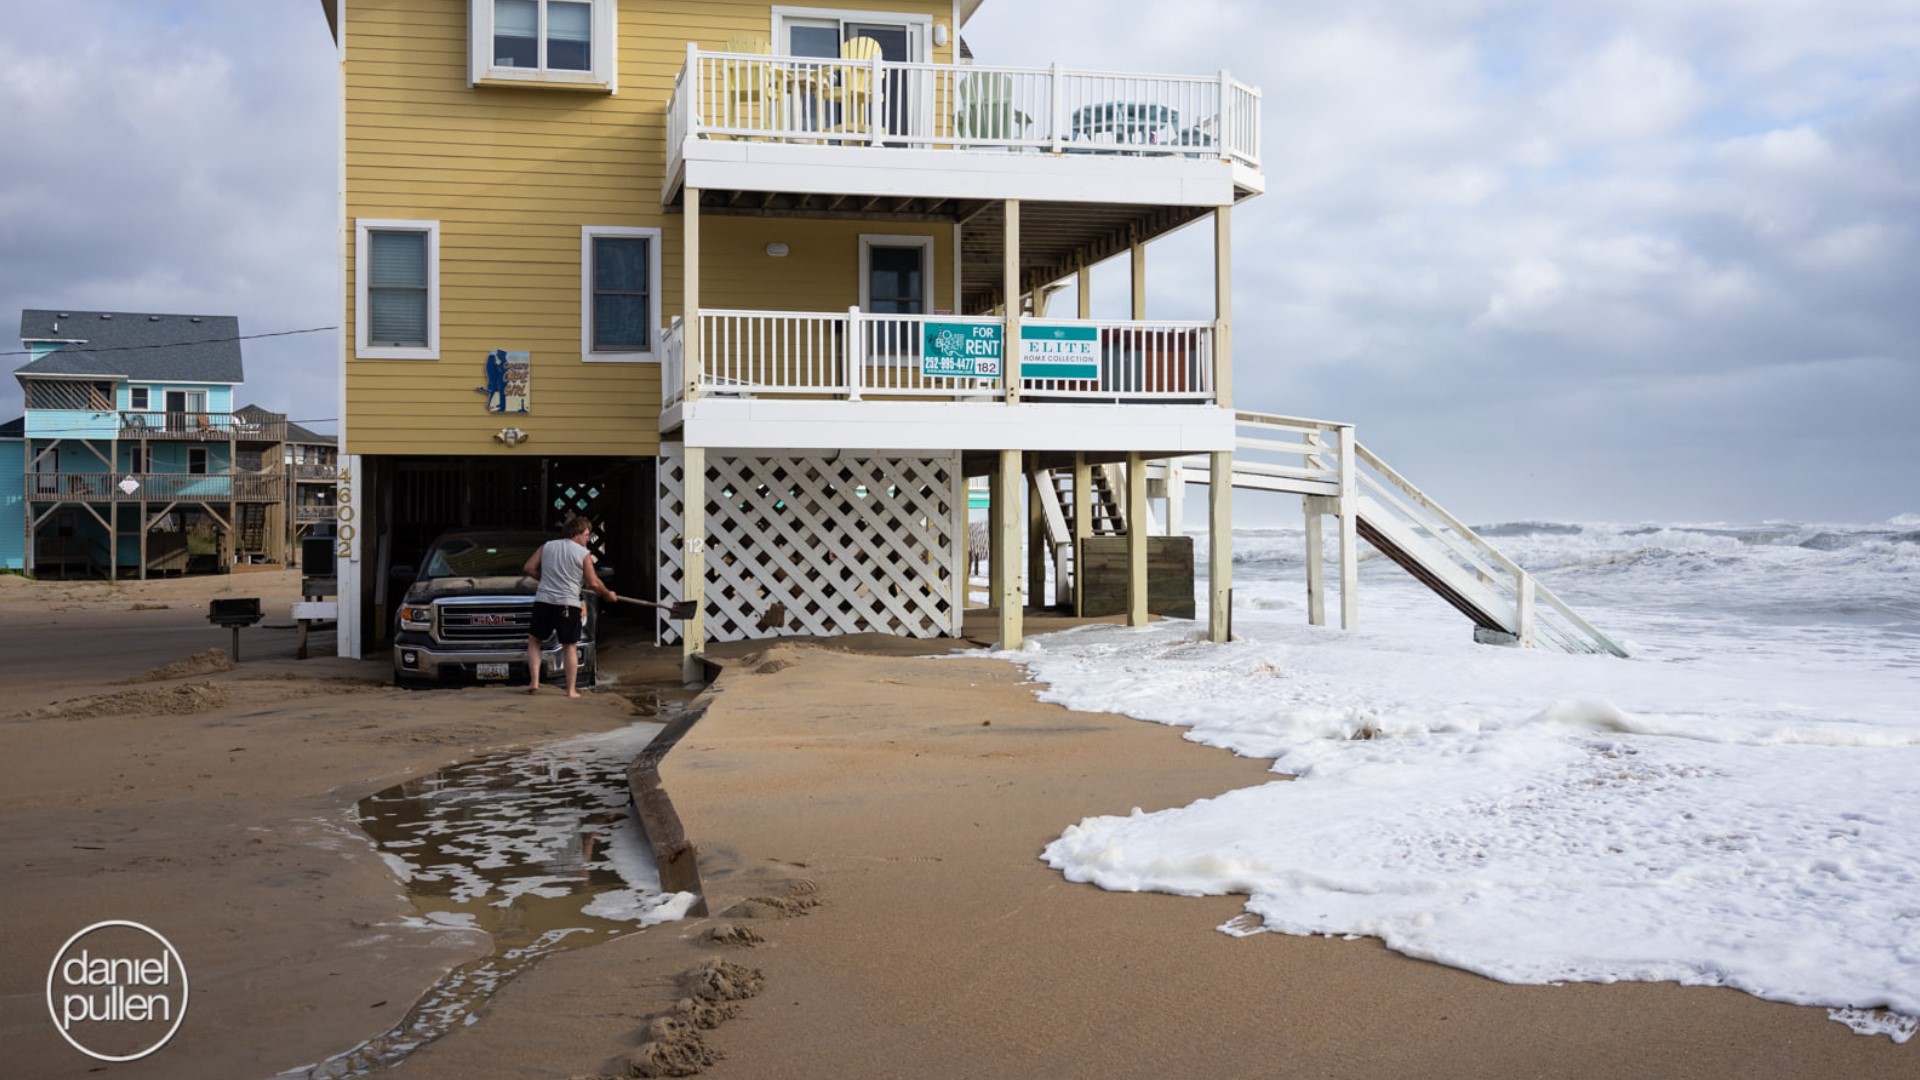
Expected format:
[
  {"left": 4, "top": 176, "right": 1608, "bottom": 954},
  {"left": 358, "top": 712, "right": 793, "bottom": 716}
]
[
  {"left": 470, "top": 0, "right": 615, "bottom": 89},
  {"left": 581, "top": 226, "right": 662, "bottom": 361},
  {"left": 129, "top": 386, "right": 149, "bottom": 411},
  {"left": 355, "top": 219, "right": 439, "bottom": 360}
]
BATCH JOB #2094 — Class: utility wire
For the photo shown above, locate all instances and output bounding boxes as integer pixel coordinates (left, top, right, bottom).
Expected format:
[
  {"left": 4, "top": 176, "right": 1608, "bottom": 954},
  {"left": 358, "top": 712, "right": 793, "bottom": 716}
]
[{"left": 0, "top": 325, "right": 337, "bottom": 358}]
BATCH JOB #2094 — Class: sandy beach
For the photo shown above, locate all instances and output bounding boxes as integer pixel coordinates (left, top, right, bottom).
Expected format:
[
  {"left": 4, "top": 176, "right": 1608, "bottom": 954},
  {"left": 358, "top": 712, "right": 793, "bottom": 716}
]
[{"left": 1, "top": 572, "right": 1911, "bottom": 1078}]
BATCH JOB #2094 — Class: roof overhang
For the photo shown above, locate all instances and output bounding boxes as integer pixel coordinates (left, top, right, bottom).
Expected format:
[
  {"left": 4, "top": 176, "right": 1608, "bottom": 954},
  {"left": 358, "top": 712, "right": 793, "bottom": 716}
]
[{"left": 319, "top": 0, "right": 339, "bottom": 43}]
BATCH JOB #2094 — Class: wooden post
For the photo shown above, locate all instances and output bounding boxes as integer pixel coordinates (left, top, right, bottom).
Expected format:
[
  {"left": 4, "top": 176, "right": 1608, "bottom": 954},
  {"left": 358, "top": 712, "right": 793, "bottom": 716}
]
[
  {"left": 1026, "top": 471, "right": 1046, "bottom": 610},
  {"left": 1213, "top": 205, "right": 1233, "bottom": 407},
  {"left": 1003, "top": 199, "right": 1021, "bottom": 403},
  {"left": 995, "top": 449, "right": 1023, "bottom": 648},
  {"left": 1516, "top": 571, "right": 1536, "bottom": 648},
  {"left": 987, "top": 464, "right": 1005, "bottom": 616},
  {"left": 681, "top": 446, "right": 707, "bottom": 681},
  {"left": 1126, "top": 451, "right": 1148, "bottom": 627},
  {"left": 1303, "top": 494, "right": 1326, "bottom": 626},
  {"left": 683, "top": 186, "right": 702, "bottom": 402},
  {"left": 1336, "top": 424, "right": 1358, "bottom": 630},
  {"left": 1209, "top": 451, "right": 1232, "bottom": 642},
  {"left": 1076, "top": 255, "right": 1091, "bottom": 320},
  {"left": 1164, "top": 458, "right": 1185, "bottom": 536},
  {"left": 1071, "top": 453, "right": 1091, "bottom": 614},
  {"left": 1129, "top": 229, "right": 1146, "bottom": 320}
]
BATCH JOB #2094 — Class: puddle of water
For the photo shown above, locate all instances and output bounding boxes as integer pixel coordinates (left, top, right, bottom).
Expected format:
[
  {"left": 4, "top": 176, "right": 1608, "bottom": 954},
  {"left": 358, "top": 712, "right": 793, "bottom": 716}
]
[{"left": 278, "top": 686, "right": 699, "bottom": 1079}]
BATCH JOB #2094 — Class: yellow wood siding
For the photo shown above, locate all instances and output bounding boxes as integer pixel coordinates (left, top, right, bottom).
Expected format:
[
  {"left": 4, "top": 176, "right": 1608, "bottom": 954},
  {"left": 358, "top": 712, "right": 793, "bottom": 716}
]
[{"left": 344, "top": 0, "right": 956, "bottom": 457}]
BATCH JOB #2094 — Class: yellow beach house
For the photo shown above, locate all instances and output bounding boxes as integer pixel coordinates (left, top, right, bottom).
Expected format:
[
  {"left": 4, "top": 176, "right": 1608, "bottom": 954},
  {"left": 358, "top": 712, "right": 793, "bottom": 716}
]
[{"left": 322, "top": 0, "right": 1263, "bottom": 675}]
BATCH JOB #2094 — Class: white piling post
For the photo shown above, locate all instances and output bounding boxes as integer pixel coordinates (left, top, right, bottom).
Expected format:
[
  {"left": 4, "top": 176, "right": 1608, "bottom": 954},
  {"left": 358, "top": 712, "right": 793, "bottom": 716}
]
[
  {"left": 1516, "top": 571, "right": 1536, "bottom": 648},
  {"left": 1336, "top": 424, "right": 1358, "bottom": 631}
]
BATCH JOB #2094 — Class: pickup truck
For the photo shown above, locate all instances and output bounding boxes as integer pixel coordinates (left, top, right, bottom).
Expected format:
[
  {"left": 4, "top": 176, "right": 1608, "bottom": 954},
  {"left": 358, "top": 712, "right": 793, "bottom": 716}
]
[{"left": 391, "top": 529, "right": 604, "bottom": 688}]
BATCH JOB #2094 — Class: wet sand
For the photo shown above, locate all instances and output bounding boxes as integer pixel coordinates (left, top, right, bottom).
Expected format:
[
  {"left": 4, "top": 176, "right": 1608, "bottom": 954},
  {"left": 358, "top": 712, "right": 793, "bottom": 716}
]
[
  {"left": 0, "top": 571, "right": 668, "bottom": 1079},
  {"left": 2, "top": 574, "right": 1912, "bottom": 1078}
]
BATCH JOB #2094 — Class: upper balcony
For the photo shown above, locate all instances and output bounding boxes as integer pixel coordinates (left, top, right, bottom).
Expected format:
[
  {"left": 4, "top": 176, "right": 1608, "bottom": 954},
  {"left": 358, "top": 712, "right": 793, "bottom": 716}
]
[{"left": 664, "top": 47, "right": 1264, "bottom": 212}]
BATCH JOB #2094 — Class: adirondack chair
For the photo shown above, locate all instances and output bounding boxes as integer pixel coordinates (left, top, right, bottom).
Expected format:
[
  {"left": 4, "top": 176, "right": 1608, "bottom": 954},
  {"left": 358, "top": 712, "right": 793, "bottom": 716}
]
[
  {"left": 956, "top": 71, "right": 1030, "bottom": 143},
  {"left": 711, "top": 34, "right": 774, "bottom": 137},
  {"left": 825, "top": 36, "right": 884, "bottom": 136}
]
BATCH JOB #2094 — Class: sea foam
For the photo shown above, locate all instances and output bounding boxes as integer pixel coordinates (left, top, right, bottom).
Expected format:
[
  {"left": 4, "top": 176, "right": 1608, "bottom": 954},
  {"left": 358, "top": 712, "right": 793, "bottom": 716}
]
[{"left": 1014, "top": 519, "right": 1920, "bottom": 1041}]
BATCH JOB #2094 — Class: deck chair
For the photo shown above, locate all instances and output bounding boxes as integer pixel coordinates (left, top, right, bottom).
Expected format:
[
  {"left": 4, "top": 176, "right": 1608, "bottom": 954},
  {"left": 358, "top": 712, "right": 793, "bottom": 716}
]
[
  {"left": 710, "top": 34, "right": 774, "bottom": 138},
  {"left": 956, "top": 71, "right": 1030, "bottom": 143},
  {"left": 825, "top": 36, "right": 884, "bottom": 137}
]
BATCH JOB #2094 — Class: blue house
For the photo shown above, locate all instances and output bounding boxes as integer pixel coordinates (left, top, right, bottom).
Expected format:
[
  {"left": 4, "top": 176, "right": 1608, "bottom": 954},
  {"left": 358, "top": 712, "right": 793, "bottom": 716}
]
[{"left": 5, "top": 310, "right": 290, "bottom": 578}]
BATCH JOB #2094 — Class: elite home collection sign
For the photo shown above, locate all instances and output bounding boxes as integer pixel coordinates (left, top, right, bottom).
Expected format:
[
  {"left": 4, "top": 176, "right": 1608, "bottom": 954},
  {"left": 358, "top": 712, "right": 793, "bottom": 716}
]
[{"left": 1019, "top": 324, "right": 1100, "bottom": 380}]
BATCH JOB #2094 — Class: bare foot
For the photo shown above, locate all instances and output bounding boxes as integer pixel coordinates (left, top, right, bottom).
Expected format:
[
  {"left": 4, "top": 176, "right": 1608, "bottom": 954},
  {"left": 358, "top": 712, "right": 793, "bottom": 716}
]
[
  {"left": 566, "top": 690, "right": 582, "bottom": 699},
  {"left": 527, "top": 685, "right": 541, "bottom": 694}
]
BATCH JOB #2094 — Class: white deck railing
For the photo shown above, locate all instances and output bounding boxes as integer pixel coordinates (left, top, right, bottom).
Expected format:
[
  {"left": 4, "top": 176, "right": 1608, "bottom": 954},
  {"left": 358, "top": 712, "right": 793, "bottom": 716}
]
[
  {"left": 664, "top": 308, "right": 1218, "bottom": 407},
  {"left": 667, "top": 47, "right": 1261, "bottom": 176}
]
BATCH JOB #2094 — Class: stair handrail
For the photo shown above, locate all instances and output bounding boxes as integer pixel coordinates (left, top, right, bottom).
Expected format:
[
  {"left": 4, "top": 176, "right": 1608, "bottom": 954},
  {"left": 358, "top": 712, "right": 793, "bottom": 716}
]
[
  {"left": 1351, "top": 441, "right": 1627, "bottom": 657},
  {"left": 1226, "top": 412, "right": 1624, "bottom": 657}
]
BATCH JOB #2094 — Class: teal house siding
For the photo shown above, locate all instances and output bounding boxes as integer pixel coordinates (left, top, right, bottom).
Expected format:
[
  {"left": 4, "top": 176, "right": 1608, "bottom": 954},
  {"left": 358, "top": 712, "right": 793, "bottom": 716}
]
[{"left": 0, "top": 439, "right": 23, "bottom": 570}]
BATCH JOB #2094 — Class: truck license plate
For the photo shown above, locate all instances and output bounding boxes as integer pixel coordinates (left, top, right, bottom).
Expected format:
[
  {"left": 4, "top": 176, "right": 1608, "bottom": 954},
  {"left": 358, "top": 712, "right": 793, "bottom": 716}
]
[{"left": 476, "top": 663, "right": 510, "bottom": 680}]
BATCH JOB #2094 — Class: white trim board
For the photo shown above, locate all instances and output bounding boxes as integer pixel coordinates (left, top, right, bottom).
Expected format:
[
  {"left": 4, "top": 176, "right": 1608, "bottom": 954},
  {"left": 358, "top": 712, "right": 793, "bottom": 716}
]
[
  {"left": 676, "top": 399, "right": 1237, "bottom": 454},
  {"left": 677, "top": 141, "right": 1239, "bottom": 208}
]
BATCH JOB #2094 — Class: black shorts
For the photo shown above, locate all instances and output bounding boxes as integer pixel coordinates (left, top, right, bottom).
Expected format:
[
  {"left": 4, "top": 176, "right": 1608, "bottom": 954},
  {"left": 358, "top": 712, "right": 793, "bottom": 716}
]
[{"left": 530, "top": 601, "right": 583, "bottom": 645}]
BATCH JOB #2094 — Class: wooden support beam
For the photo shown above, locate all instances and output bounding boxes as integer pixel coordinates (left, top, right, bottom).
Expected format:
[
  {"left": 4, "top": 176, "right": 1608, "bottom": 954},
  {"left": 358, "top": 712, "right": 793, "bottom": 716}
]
[
  {"left": 1003, "top": 199, "right": 1021, "bottom": 404},
  {"left": 1071, "top": 454, "right": 1092, "bottom": 614},
  {"left": 682, "top": 446, "right": 707, "bottom": 681},
  {"left": 1164, "top": 458, "right": 1185, "bottom": 536},
  {"left": 994, "top": 450, "right": 1023, "bottom": 649},
  {"left": 1337, "top": 424, "right": 1359, "bottom": 630},
  {"left": 1076, "top": 254, "right": 1091, "bottom": 320},
  {"left": 684, "top": 186, "right": 702, "bottom": 402},
  {"left": 1209, "top": 451, "right": 1233, "bottom": 643},
  {"left": 1127, "top": 452, "right": 1148, "bottom": 627},
  {"left": 1130, "top": 230, "right": 1147, "bottom": 320},
  {"left": 1026, "top": 471, "right": 1046, "bottom": 610},
  {"left": 1303, "top": 494, "right": 1326, "bottom": 626},
  {"left": 1214, "top": 205, "right": 1233, "bottom": 408}
]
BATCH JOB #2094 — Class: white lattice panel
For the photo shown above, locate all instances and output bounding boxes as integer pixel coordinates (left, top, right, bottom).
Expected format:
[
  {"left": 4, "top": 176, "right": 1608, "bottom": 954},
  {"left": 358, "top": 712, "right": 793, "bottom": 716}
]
[{"left": 658, "top": 450, "right": 965, "bottom": 643}]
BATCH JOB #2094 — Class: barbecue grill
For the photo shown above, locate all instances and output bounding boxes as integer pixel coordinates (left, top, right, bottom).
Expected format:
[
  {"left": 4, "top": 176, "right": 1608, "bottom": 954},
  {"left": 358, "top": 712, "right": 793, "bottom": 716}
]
[{"left": 207, "top": 597, "right": 264, "bottom": 661}]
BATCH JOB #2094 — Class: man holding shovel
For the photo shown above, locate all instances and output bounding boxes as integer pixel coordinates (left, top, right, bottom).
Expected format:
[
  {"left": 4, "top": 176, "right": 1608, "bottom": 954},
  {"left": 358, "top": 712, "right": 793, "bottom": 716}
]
[{"left": 523, "top": 515, "right": 618, "bottom": 698}]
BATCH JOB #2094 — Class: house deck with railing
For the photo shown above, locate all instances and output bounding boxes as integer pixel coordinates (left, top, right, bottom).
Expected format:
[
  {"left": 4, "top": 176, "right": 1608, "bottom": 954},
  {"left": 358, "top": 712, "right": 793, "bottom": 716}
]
[
  {"left": 662, "top": 308, "right": 1233, "bottom": 454},
  {"left": 665, "top": 47, "right": 1263, "bottom": 207}
]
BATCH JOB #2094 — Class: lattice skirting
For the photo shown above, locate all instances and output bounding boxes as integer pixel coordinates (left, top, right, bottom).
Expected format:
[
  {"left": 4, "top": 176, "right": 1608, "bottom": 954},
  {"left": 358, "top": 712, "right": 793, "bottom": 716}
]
[{"left": 657, "top": 449, "right": 966, "bottom": 643}]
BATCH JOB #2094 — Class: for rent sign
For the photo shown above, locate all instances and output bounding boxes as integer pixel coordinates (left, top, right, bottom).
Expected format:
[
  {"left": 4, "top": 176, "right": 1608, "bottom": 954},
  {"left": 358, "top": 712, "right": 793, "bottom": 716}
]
[
  {"left": 921, "top": 321, "right": 1002, "bottom": 379},
  {"left": 1020, "top": 325, "right": 1100, "bottom": 380}
]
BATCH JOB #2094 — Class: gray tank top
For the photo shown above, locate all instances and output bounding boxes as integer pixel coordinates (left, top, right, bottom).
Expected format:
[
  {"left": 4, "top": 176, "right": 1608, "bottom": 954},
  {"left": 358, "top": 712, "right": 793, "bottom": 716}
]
[{"left": 534, "top": 537, "right": 589, "bottom": 607}]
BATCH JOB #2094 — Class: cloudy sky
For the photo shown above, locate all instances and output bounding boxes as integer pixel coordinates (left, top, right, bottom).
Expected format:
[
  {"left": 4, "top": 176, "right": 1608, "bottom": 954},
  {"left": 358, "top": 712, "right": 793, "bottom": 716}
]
[{"left": 1, "top": 1, "right": 1914, "bottom": 523}]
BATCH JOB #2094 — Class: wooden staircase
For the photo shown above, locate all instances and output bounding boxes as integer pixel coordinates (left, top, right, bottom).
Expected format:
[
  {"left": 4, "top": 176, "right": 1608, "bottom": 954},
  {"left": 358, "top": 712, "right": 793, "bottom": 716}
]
[{"left": 1163, "top": 412, "right": 1628, "bottom": 657}]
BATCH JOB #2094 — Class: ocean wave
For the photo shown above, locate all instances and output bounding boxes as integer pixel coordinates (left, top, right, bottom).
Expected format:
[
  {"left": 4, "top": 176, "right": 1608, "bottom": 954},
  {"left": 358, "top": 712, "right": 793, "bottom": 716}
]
[{"left": 1473, "top": 521, "right": 1584, "bottom": 538}]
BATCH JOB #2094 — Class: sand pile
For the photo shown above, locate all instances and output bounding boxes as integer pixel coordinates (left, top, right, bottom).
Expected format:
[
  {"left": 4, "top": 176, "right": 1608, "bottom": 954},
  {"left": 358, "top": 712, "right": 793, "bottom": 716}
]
[
  {"left": 620, "top": 960, "right": 765, "bottom": 1078},
  {"left": 38, "top": 682, "right": 232, "bottom": 720},
  {"left": 117, "top": 648, "right": 234, "bottom": 684}
]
